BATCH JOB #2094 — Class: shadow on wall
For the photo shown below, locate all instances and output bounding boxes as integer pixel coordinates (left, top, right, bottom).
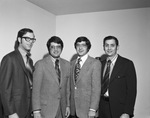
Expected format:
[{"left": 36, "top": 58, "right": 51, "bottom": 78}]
[
  {"left": 95, "top": 54, "right": 108, "bottom": 62},
  {"left": 70, "top": 53, "right": 78, "bottom": 62},
  {"left": 43, "top": 53, "right": 49, "bottom": 59}
]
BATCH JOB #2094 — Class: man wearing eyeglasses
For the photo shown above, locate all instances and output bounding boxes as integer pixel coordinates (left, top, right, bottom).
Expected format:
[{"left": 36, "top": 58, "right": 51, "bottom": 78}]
[
  {"left": 70, "top": 36, "right": 101, "bottom": 118},
  {"left": 0, "top": 28, "right": 36, "bottom": 118},
  {"left": 32, "top": 36, "right": 70, "bottom": 118}
]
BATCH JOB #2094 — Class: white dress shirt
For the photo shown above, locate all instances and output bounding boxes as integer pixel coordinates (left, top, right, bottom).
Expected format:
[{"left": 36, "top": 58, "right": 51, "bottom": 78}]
[{"left": 104, "top": 54, "right": 118, "bottom": 96}]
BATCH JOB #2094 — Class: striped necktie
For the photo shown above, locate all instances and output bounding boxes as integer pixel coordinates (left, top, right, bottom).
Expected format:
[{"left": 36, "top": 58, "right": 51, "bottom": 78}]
[
  {"left": 26, "top": 53, "right": 33, "bottom": 89},
  {"left": 101, "top": 60, "right": 111, "bottom": 95},
  {"left": 55, "top": 59, "right": 61, "bottom": 83}
]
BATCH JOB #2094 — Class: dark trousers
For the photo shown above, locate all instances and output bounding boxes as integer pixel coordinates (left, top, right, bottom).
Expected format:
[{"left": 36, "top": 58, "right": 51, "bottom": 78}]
[
  {"left": 69, "top": 113, "right": 79, "bottom": 118},
  {"left": 99, "top": 96, "right": 112, "bottom": 118},
  {"left": 99, "top": 96, "right": 132, "bottom": 118}
]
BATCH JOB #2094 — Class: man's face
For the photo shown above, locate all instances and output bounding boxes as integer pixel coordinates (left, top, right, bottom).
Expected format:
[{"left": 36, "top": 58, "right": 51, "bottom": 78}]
[
  {"left": 49, "top": 42, "right": 62, "bottom": 58},
  {"left": 76, "top": 41, "right": 88, "bottom": 57},
  {"left": 18, "top": 32, "right": 35, "bottom": 52},
  {"left": 104, "top": 39, "right": 119, "bottom": 58}
]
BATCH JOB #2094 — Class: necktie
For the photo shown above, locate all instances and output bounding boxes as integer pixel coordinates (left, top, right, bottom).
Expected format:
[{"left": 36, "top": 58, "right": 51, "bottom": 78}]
[
  {"left": 74, "top": 58, "right": 81, "bottom": 82},
  {"left": 26, "top": 53, "right": 33, "bottom": 88},
  {"left": 26, "top": 53, "right": 32, "bottom": 72},
  {"left": 55, "top": 59, "right": 61, "bottom": 83},
  {"left": 101, "top": 60, "right": 111, "bottom": 95}
]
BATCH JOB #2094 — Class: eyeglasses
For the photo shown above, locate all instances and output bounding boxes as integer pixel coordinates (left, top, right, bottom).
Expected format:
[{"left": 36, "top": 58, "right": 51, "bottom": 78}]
[
  {"left": 22, "top": 37, "right": 36, "bottom": 43},
  {"left": 50, "top": 45, "right": 62, "bottom": 50},
  {"left": 76, "top": 44, "right": 87, "bottom": 48}
]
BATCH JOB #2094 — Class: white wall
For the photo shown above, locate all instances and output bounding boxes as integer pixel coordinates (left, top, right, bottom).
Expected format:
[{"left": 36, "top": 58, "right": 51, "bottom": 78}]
[
  {"left": 0, "top": 0, "right": 56, "bottom": 63},
  {"left": 56, "top": 8, "right": 150, "bottom": 118}
]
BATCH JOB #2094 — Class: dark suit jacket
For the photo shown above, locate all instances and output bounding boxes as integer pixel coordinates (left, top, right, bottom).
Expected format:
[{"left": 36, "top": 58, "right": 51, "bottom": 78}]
[
  {"left": 100, "top": 55, "right": 137, "bottom": 118},
  {"left": 0, "top": 96, "right": 4, "bottom": 117},
  {"left": 0, "top": 49, "right": 33, "bottom": 118},
  {"left": 70, "top": 56, "right": 101, "bottom": 118}
]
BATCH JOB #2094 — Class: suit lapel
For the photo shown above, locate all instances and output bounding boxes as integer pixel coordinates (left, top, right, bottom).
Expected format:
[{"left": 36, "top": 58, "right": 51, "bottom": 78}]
[
  {"left": 101, "top": 60, "right": 106, "bottom": 80},
  {"left": 14, "top": 49, "right": 34, "bottom": 87},
  {"left": 45, "top": 56, "right": 60, "bottom": 85},
  {"left": 76, "top": 56, "right": 91, "bottom": 83},
  {"left": 15, "top": 50, "right": 29, "bottom": 77},
  {"left": 59, "top": 58, "right": 65, "bottom": 86},
  {"left": 110, "top": 55, "right": 122, "bottom": 83},
  {"left": 72, "top": 60, "right": 76, "bottom": 85}
]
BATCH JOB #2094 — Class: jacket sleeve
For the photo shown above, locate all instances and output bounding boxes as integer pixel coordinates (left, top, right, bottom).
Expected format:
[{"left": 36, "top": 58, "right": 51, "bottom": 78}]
[
  {"left": 124, "top": 61, "right": 137, "bottom": 116},
  {"left": 32, "top": 61, "right": 43, "bottom": 111},
  {"left": 0, "top": 55, "right": 16, "bottom": 115},
  {"left": 90, "top": 60, "right": 101, "bottom": 111},
  {"left": 66, "top": 63, "right": 71, "bottom": 107}
]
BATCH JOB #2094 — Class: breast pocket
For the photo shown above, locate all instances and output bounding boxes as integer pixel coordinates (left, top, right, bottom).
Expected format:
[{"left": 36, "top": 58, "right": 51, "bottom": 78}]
[{"left": 116, "top": 75, "right": 126, "bottom": 79}]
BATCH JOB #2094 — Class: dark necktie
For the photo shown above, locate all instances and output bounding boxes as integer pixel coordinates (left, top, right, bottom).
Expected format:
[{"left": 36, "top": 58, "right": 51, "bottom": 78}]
[
  {"left": 74, "top": 58, "right": 81, "bottom": 82},
  {"left": 101, "top": 60, "right": 111, "bottom": 95},
  {"left": 26, "top": 53, "right": 32, "bottom": 72},
  {"left": 26, "top": 53, "right": 33, "bottom": 88},
  {"left": 55, "top": 59, "right": 61, "bottom": 83}
]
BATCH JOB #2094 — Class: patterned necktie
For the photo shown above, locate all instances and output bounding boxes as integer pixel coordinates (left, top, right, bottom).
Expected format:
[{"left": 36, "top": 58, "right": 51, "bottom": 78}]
[
  {"left": 26, "top": 53, "right": 33, "bottom": 88},
  {"left": 55, "top": 59, "right": 61, "bottom": 83},
  {"left": 101, "top": 60, "right": 111, "bottom": 95},
  {"left": 74, "top": 58, "right": 81, "bottom": 82}
]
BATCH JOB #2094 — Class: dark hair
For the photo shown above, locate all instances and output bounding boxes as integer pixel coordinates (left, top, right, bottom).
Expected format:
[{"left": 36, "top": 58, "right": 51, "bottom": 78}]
[
  {"left": 17, "top": 28, "right": 33, "bottom": 38},
  {"left": 103, "top": 36, "right": 119, "bottom": 46},
  {"left": 14, "top": 28, "right": 34, "bottom": 49},
  {"left": 46, "top": 36, "right": 64, "bottom": 52},
  {"left": 74, "top": 36, "right": 91, "bottom": 51}
]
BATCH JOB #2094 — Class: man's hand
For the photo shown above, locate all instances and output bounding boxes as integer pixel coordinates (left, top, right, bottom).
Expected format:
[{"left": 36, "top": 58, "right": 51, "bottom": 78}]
[
  {"left": 88, "top": 110, "right": 96, "bottom": 118},
  {"left": 120, "top": 113, "right": 130, "bottom": 118},
  {"left": 65, "top": 107, "right": 70, "bottom": 118},
  {"left": 9, "top": 113, "right": 19, "bottom": 118},
  {"left": 33, "top": 112, "right": 42, "bottom": 118}
]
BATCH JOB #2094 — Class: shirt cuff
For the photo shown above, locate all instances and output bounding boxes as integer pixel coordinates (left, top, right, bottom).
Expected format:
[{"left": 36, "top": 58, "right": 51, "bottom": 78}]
[
  {"left": 33, "top": 109, "right": 41, "bottom": 113},
  {"left": 89, "top": 109, "right": 96, "bottom": 112}
]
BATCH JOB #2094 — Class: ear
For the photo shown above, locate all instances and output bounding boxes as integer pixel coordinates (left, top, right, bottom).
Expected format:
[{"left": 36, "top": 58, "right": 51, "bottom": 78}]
[
  {"left": 18, "top": 37, "right": 21, "bottom": 43},
  {"left": 117, "top": 45, "right": 119, "bottom": 50},
  {"left": 103, "top": 45, "right": 105, "bottom": 51}
]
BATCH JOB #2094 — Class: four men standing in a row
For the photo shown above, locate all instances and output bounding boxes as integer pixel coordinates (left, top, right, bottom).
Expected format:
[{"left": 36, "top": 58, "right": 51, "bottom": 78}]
[{"left": 0, "top": 28, "right": 137, "bottom": 118}]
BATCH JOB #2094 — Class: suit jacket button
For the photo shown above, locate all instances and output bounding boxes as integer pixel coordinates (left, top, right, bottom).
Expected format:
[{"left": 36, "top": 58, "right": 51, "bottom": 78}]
[{"left": 75, "top": 87, "right": 77, "bottom": 89}]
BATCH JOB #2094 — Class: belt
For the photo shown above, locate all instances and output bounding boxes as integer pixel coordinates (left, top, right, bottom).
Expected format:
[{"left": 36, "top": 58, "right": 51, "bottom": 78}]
[{"left": 101, "top": 95, "right": 109, "bottom": 101}]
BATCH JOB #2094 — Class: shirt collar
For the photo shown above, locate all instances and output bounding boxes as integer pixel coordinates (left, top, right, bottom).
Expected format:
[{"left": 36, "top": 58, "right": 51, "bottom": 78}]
[
  {"left": 18, "top": 47, "right": 27, "bottom": 57},
  {"left": 107, "top": 54, "right": 118, "bottom": 66},
  {"left": 51, "top": 56, "right": 60, "bottom": 64},
  {"left": 77, "top": 54, "right": 88, "bottom": 63}
]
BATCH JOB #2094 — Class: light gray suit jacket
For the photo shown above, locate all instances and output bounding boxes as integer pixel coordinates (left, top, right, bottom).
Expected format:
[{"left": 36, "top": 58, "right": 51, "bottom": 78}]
[
  {"left": 70, "top": 56, "right": 101, "bottom": 118},
  {"left": 32, "top": 55, "right": 70, "bottom": 118}
]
